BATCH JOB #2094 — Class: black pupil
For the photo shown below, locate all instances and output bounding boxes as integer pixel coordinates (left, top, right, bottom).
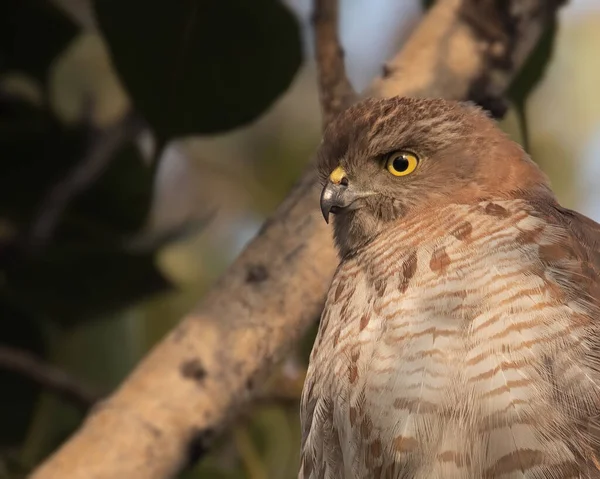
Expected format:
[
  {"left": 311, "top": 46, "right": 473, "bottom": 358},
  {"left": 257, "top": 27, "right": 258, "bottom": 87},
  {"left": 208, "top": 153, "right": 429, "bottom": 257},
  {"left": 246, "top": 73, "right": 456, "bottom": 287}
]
[{"left": 392, "top": 156, "right": 409, "bottom": 172}]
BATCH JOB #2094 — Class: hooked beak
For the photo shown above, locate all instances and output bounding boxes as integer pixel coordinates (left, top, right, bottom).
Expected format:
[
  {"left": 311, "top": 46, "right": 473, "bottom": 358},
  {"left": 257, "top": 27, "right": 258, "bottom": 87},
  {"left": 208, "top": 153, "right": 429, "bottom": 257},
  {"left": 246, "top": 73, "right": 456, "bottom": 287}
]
[
  {"left": 320, "top": 182, "right": 359, "bottom": 224},
  {"left": 320, "top": 167, "right": 372, "bottom": 224}
]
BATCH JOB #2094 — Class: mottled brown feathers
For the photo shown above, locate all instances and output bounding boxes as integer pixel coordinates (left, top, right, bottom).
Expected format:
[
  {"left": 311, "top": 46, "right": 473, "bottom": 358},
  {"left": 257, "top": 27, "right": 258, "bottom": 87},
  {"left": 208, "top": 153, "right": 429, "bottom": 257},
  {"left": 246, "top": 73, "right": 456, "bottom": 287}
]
[{"left": 317, "top": 97, "right": 481, "bottom": 183}]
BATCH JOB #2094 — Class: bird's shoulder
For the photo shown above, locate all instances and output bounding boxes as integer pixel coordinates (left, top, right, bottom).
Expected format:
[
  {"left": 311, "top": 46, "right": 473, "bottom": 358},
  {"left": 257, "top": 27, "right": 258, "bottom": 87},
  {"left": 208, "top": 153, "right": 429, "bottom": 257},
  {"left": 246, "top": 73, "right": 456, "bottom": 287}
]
[{"left": 526, "top": 199, "right": 600, "bottom": 306}]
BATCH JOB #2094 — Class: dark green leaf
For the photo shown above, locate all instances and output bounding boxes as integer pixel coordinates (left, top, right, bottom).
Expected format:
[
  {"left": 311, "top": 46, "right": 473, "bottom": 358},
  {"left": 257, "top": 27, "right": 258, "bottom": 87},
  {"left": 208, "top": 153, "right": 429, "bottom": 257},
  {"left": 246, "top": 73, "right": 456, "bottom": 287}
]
[
  {"left": 0, "top": 95, "right": 170, "bottom": 327},
  {"left": 0, "top": 96, "right": 155, "bottom": 236},
  {"left": 0, "top": 96, "right": 86, "bottom": 225},
  {"left": 4, "top": 244, "right": 171, "bottom": 327},
  {"left": 93, "top": 0, "right": 302, "bottom": 141},
  {"left": 507, "top": 21, "right": 558, "bottom": 151},
  {"left": 0, "top": 0, "right": 79, "bottom": 83},
  {"left": 70, "top": 142, "right": 155, "bottom": 235},
  {"left": 507, "top": 21, "right": 558, "bottom": 109}
]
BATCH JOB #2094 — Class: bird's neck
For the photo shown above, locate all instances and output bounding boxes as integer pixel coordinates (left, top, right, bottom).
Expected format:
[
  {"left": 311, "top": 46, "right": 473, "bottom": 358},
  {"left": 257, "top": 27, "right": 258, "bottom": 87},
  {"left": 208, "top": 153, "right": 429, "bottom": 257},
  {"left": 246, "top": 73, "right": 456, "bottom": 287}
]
[{"left": 333, "top": 209, "right": 387, "bottom": 259}]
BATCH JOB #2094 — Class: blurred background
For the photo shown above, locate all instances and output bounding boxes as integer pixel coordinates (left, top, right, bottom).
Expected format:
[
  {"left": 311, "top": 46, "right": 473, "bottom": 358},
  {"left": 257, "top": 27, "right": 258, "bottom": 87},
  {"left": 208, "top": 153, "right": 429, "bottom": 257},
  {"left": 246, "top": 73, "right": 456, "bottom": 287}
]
[{"left": 1, "top": 0, "right": 599, "bottom": 477}]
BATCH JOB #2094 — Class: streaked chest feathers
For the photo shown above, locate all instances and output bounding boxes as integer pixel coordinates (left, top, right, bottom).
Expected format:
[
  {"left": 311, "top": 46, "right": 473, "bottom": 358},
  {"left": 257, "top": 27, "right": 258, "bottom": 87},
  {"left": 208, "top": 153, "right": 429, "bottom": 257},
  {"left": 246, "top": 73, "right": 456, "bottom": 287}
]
[{"left": 301, "top": 200, "right": 600, "bottom": 479}]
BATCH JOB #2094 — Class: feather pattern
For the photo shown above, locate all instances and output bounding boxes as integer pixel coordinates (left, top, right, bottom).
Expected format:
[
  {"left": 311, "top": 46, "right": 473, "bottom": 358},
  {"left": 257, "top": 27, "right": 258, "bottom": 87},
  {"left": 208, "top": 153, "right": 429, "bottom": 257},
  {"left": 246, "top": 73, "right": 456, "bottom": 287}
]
[{"left": 300, "top": 199, "right": 600, "bottom": 479}]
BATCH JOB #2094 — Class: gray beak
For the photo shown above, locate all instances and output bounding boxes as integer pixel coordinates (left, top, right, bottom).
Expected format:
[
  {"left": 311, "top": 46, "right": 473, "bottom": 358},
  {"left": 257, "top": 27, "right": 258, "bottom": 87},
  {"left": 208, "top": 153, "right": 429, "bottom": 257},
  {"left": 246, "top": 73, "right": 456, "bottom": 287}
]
[{"left": 320, "top": 182, "right": 360, "bottom": 224}]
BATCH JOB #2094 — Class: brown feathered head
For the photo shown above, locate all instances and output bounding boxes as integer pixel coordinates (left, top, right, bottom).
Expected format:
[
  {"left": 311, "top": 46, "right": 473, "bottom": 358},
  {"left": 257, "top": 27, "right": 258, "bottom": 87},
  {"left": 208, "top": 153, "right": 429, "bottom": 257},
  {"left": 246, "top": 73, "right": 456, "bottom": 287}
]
[{"left": 317, "top": 96, "right": 552, "bottom": 257}]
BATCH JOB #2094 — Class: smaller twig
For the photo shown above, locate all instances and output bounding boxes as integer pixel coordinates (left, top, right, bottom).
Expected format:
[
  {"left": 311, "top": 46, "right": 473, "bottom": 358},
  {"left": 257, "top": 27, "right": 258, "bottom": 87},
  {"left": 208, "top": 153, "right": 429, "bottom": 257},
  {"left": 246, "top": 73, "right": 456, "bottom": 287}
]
[
  {"left": 123, "top": 210, "right": 216, "bottom": 254},
  {"left": 0, "top": 345, "right": 101, "bottom": 410},
  {"left": 28, "top": 110, "right": 145, "bottom": 251},
  {"left": 312, "top": 0, "right": 357, "bottom": 129}
]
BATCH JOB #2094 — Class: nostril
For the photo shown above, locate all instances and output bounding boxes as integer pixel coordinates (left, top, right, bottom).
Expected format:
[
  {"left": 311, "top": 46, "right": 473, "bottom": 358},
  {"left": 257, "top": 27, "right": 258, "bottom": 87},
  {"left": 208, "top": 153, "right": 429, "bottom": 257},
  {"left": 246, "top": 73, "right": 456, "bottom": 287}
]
[{"left": 340, "top": 177, "right": 349, "bottom": 187}]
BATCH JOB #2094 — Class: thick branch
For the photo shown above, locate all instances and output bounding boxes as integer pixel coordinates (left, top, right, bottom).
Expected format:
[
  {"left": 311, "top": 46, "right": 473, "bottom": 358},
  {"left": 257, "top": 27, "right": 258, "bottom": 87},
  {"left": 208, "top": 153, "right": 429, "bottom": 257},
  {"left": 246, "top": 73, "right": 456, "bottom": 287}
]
[
  {"left": 0, "top": 346, "right": 100, "bottom": 410},
  {"left": 312, "top": 0, "right": 357, "bottom": 128},
  {"left": 31, "top": 0, "right": 566, "bottom": 478}
]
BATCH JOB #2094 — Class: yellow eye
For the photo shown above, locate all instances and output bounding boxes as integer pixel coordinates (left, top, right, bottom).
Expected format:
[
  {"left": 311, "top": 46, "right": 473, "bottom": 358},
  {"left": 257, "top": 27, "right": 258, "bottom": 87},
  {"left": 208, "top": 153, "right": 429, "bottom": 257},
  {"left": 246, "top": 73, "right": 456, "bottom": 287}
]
[{"left": 386, "top": 151, "right": 419, "bottom": 177}]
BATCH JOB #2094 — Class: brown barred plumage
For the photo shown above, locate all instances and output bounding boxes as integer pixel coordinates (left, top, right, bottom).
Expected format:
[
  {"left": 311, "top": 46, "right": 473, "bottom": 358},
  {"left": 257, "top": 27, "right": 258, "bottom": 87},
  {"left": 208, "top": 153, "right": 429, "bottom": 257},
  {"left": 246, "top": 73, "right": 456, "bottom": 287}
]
[{"left": 300, "top": 97, "right": 600, "bottom": 478}]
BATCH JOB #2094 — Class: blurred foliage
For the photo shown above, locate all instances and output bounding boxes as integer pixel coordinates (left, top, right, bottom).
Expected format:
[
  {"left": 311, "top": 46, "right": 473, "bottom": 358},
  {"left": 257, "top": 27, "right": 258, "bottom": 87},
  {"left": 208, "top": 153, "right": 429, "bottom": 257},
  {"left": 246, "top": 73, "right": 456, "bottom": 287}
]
[
  {"left": 93, "top": 0, "right": 302, "bottom": 144},
  {"left": 0, "top": 0, "right": 302, "bottom": 475},
  {"left": 0, "top": 0, "right": 78, "bottom": 83}
]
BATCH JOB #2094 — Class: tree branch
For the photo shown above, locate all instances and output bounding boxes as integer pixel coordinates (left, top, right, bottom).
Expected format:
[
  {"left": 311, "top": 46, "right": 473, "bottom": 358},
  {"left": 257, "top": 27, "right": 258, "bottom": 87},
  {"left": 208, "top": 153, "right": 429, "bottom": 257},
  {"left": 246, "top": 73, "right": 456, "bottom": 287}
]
[
  {"left": 31, "top": 0, "right": 567, "bottom": 477},
  {"left": 0, "top": 345, "right": 100, "bottom": 411},
  {"left": 312, "top": 0, "right": 357, "bottom": 128}
]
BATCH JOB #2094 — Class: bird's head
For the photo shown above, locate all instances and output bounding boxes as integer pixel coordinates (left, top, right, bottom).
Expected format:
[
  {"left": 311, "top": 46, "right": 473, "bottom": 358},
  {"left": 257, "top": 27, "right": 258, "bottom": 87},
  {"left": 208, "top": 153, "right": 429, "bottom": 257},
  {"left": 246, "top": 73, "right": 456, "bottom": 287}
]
[{"left": 317, "top": 96, "right": 552, "bottom": 257}]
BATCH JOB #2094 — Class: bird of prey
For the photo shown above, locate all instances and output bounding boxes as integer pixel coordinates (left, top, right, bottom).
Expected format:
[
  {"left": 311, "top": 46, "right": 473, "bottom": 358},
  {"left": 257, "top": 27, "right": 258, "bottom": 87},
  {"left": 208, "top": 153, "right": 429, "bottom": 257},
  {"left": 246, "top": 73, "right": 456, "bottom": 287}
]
[{"left": 299, "top": 96, "right": 600, "bottom": 478}]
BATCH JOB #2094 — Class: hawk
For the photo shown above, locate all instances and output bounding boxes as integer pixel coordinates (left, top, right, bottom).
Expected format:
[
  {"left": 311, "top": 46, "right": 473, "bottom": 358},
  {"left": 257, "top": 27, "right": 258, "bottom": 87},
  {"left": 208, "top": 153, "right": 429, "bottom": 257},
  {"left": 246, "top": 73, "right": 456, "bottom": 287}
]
[{"left": 299, "top": 96, "right": 600, "bottom": 478}]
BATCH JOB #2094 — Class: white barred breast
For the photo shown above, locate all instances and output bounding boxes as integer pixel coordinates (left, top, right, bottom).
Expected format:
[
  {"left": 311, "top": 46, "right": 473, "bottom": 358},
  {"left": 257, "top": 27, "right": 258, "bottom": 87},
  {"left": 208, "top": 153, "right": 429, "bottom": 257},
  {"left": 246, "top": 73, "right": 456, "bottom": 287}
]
[{"left": 300, "top": 199, "right": 600, "bottom": 479}]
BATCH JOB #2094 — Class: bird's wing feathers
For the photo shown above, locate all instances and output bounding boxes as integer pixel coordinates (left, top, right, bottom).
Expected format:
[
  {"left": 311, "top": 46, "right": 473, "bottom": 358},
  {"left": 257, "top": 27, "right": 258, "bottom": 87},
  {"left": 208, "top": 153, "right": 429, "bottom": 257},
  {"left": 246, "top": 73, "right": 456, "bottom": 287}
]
[
  {"left": 557, "top": 206, "right": 600, "bottom": 276},
  {"left": 538, "top": 203, "right": 600, "bottom": 307},
  {"left": 531, "top": 202, "right": 600, "bottom": 474}
]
